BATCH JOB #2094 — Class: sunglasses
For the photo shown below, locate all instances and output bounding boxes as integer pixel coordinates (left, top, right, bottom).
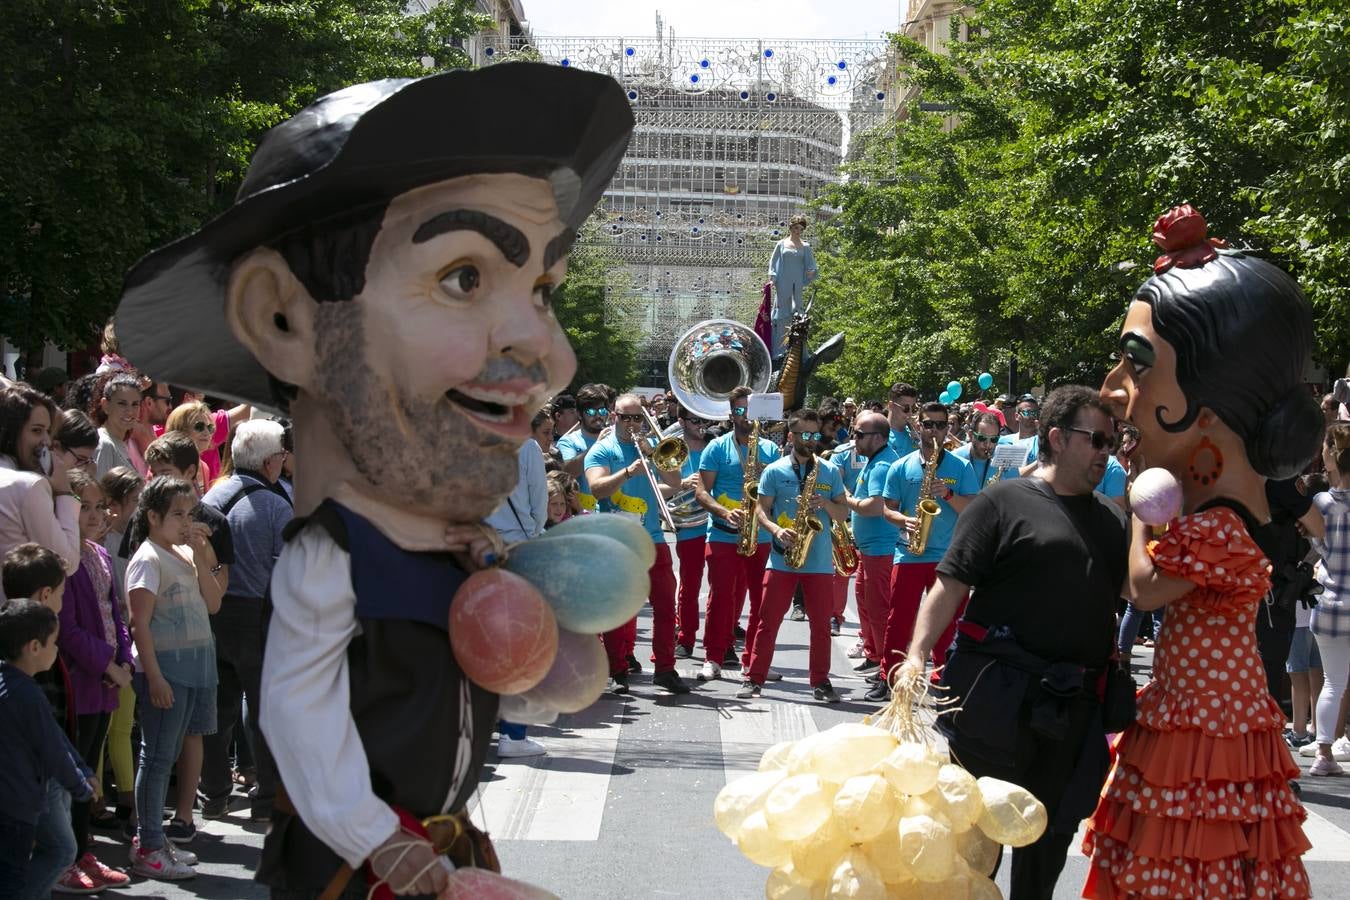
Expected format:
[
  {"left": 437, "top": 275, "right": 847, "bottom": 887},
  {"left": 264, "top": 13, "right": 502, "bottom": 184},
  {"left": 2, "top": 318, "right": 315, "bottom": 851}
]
[
  {"left": 191, "top": 421, "right": 215, "bottom": 434},
  {"left": 582, "top": 407, "right": 610, "bottom": 418},
  {"left": 1017, "top": 408, "right": 1040, "bottom": 419},
  {"left": 1066, "top": 426, "right": 1120, "bottom": 451},
  {"left": 855, "top": 430, "right": 889, "bottom": 438},
  {"left": 970, "top": 433, "right": 999, "bottom": 444},
  {"left": 919, "top": 420, "right": 949, "bottom": 431},
  {"left": 682, "top": 416, "right": 710, "bottom": 427},
  {"left": 892, "top": 403, "right": 916, "bottom": 414},
  {"left": 616, "top": 413, "right": 645, "bottom": 424},
  {"left": 792, "top": 431, "right": 823, "bottom": 441},
  {"left": 732, "top": 406, "right": 748, "bottom": 417}
]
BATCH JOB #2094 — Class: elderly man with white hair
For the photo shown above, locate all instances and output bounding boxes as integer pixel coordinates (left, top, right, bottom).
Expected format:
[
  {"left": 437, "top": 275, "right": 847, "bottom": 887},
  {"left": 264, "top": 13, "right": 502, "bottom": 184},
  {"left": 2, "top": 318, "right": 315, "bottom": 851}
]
[{"left": 199, "top": 419, "right": 294, "bottom": 822}]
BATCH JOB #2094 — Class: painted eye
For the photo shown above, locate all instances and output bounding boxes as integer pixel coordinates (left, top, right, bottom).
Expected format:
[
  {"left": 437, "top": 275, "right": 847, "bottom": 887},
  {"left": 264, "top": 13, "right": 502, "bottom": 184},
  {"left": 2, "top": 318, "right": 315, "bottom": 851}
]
[
  {"left": 534, "top": 282, "right": 555, "bottom": 309},
  {"left": 439, "top": 264, "right": 480, "bottom": 300}
]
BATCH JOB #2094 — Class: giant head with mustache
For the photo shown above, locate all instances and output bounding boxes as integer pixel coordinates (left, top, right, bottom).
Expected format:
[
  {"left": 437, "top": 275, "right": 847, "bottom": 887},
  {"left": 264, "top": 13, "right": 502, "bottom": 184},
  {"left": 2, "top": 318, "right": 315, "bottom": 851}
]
[{"left": 115, "top": 65, "right": 633, "bottom": 898}]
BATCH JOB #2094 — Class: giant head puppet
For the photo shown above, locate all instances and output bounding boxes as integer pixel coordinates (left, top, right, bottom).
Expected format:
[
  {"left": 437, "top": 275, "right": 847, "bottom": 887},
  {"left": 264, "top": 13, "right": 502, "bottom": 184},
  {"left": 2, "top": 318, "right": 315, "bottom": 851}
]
[{"left": 116, "top": 64, "right": 637, "bottom": 899}]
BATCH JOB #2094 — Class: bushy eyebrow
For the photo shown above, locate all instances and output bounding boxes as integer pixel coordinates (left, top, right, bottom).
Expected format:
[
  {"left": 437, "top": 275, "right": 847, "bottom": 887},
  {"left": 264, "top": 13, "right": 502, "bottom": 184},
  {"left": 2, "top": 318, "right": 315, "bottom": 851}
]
[
  {"left": 411, "top": 209, "right": 529, "bottom": 267},
  {"left": 543, "top": 229, "right": 576, "bottom": 270}
]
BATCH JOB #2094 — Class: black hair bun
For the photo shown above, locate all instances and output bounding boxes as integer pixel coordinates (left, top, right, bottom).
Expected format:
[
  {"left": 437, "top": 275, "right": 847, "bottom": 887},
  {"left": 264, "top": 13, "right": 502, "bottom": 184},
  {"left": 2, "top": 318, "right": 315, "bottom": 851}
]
[{"left": 1246, "top": 386, "right": 1323, "bottom": 480}]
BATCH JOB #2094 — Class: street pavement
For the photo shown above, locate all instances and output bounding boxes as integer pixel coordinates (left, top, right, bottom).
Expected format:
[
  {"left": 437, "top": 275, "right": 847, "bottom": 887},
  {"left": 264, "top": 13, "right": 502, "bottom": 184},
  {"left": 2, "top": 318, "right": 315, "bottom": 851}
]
[{"left": 92, "top": 569, "right": 1350, "bottom": 899}]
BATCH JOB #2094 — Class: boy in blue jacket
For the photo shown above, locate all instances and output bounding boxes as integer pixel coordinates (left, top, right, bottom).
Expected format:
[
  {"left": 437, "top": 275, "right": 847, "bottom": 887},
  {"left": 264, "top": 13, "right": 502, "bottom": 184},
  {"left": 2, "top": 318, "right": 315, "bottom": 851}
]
[{"left": 0, "top": 547, "right": 96, "bottom": 900}]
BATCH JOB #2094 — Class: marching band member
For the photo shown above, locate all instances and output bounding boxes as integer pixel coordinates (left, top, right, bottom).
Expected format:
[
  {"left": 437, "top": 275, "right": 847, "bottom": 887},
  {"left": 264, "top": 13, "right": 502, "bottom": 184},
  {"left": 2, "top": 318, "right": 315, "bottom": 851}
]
[
  {"left": 739, "top": 410, "right": 848, "bottom": 703},
  {"left": 839, "top": 411, "right": 900, "bottom": 680},
  {"left": 874, "top": 402, "right": 980, "bottom": 701},
  {"left": 693, "top": 387, "right": 779, "bottom": 682},
  {"left": 585, "top": 394, "right": 692, "bottom": 696}
]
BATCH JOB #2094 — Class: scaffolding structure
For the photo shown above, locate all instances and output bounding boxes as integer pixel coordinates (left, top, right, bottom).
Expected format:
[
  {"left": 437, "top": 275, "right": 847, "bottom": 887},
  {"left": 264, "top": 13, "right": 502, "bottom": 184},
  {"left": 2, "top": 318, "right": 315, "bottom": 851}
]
[{"left": 476, "top": 33, "right": 893, "bottom": 379}]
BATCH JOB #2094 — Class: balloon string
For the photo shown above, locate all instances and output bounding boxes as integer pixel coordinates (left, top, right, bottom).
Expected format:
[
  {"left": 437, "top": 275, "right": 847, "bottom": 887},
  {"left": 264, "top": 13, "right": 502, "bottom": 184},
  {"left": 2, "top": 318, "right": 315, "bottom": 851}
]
[{"left": 366, "top": 836, "right": 448, "bottom": 899}]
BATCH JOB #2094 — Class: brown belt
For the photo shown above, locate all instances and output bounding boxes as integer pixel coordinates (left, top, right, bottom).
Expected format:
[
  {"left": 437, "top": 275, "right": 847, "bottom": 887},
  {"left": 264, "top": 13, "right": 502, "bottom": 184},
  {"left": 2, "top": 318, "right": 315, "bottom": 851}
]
[{"left": 274, "top": 783, "right": 500, "bottom": 900}]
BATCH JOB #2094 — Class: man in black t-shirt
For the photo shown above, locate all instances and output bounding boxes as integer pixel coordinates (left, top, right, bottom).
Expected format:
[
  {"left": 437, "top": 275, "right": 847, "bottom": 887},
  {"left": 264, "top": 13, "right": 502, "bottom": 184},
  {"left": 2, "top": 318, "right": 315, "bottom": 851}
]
[{"left": 900, "top": 386, "right": 1127, "bottom": 900}]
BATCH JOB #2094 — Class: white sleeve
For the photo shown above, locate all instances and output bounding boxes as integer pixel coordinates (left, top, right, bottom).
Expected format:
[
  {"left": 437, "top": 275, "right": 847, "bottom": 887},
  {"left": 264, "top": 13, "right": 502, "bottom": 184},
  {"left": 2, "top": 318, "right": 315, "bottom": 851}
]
[
  {"left": 125, "top": 548, "right": 160, "bottom": 595},
  {"left": 19, "top": 480, "right": 81, "bottom": 575},
  {"left": 260, "top": 525, "right": 399, "bottom": 868},
  {"left": 524, "top": 442, "right": 548, "bottom": 537}
]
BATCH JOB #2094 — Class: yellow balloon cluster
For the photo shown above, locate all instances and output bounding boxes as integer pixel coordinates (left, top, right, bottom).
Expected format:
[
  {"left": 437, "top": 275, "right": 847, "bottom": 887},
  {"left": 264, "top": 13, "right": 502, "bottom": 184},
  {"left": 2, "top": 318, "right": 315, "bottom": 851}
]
[{"left": 712, "top": 723, "right": 1048, "bottom": 899}]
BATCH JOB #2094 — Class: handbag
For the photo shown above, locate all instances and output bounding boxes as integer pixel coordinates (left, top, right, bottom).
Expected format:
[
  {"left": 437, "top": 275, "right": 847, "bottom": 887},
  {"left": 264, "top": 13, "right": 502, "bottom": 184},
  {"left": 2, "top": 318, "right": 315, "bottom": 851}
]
[{"left": 1100, "top": 659, "right": 1137, "bottom": 733}]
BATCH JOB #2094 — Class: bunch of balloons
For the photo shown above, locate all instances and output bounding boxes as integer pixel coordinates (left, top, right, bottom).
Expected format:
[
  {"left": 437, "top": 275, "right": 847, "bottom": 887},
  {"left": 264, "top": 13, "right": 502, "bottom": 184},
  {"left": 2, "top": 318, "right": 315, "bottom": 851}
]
[
  {"left": 448, "top": 515, "right": 653, "bottom": 716},
  {"left": 938, "top": 374, "right": 997, "bottom": 406},
  {"left": 714, "top": 722, "right": 1048, "bottom": 898}
]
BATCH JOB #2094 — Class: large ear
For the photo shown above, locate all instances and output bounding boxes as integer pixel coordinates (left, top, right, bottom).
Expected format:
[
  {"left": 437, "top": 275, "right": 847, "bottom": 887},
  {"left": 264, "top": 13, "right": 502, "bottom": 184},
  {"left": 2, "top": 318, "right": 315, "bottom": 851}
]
[{"left": 224, "top": 247, "right": 318, "bottom": 391}]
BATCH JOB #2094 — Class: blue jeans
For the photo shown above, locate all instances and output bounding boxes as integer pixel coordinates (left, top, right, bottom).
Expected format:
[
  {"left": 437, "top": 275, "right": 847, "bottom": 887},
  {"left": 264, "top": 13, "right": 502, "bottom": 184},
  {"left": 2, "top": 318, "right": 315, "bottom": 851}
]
[
  {"left": 0, "top": 814, "right": 36, "bottom": 900},
  {"left": 134, "top": 673, "right": 214, "bottom": 851},
  {"left": 17, "top": 780, "right": 74, "bottom": 900},
  {"left": 1117, "top": 603, "right": 1164, "bottom": 655},
  {"left": 498, "top": 720, "right": 527, "bottom": 741}
]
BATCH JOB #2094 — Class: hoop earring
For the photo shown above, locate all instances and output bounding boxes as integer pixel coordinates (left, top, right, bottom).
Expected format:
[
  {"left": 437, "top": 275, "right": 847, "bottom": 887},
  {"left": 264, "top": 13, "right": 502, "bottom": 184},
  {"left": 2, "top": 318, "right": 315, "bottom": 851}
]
[{"left": 1187, "top": 435, "right": 1224, "bottom": 486}]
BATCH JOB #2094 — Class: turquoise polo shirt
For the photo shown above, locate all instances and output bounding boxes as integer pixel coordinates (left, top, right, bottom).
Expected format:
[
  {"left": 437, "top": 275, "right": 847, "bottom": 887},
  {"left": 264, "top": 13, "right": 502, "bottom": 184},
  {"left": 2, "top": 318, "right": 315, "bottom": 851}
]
[
  {"left": 882, "top": 448, "right": 979, "bottom": 565},
  {"left": 850, "top": 446, "right": 900, "bottom": 556},
  {"left": 698, "top": 431, "right": 780, "bottom": 545},
  {"left": 584, "top": 435, "right": 664, "bottom": 543},
  {"left": 758, "top": 455, "right": 846, "bottom": 575}
]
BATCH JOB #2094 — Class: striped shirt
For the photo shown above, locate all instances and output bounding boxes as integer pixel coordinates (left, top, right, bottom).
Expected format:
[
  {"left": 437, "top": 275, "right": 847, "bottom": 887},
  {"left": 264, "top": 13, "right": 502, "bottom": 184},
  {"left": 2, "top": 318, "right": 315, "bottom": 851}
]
[{"left": 1311, "top": 489, "right": 1350, "bottom": 638}]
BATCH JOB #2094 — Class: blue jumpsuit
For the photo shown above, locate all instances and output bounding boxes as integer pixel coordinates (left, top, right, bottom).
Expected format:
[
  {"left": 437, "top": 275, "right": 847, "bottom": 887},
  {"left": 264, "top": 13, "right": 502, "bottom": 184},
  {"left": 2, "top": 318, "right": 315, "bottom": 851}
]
[{"left": 768, "top": 239, "right": 818, "bottom": 357}]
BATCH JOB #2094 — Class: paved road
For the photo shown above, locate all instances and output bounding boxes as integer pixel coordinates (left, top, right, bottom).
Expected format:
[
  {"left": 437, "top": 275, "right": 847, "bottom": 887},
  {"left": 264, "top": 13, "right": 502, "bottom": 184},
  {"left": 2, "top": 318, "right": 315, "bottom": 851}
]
[{"left": 93, "top": 572, "right": 1350, "bottom": 899}]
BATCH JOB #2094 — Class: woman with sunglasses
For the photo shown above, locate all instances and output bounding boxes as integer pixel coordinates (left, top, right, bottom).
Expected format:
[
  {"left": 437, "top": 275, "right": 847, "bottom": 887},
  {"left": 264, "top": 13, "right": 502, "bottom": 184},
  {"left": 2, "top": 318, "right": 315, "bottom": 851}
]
[
  {"left": 163, "top": 399, "right": 252, "bottom": 492},
  {"left": 1083, "top": 206, "right": 1318, "bottom": 897}
]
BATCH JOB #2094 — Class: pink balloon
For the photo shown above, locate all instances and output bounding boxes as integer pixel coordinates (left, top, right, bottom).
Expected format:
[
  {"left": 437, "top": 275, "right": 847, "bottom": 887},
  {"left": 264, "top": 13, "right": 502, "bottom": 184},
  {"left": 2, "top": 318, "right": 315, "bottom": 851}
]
[
  {"left": 1130, "top": 467, "right": 1182, "bottom": 526},
  {"left": 449, "top": 569, "right": 559, "bottom": 695},
  {"left": 439, "top": 868, "right": 558, "bottom": 899}
]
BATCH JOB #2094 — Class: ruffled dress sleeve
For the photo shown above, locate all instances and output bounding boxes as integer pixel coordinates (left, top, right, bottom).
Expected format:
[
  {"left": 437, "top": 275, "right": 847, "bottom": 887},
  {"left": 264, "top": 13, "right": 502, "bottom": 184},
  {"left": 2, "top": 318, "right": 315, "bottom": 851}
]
[{"left": 1148, "top": 509, "right": 1271, "bottom": 612}]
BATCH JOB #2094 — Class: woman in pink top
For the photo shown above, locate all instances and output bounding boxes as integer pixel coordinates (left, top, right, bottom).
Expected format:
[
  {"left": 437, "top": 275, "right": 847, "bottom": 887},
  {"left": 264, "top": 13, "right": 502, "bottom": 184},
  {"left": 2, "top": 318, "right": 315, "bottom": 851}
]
[
  {"left": 164, "top": 400, "right": 249, "bottom": 490},
  {"left": 0, "top": 386, "right": 91, "bottom": 594}
]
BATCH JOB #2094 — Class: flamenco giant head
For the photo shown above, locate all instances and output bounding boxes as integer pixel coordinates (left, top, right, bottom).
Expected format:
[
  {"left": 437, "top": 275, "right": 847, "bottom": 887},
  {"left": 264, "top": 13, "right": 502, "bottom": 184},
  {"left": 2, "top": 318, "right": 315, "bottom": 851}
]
[
  {"left": 115, "top": 64, "right": 633, "bottom": 528},
  {"left": 1103, "top": 205, "right": 1323, "bottom": 494}
]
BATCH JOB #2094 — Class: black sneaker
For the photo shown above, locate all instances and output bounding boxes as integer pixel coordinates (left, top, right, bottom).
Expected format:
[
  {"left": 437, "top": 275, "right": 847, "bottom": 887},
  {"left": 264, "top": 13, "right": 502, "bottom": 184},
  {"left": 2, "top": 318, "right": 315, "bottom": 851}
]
[
  {"left": 865, "top": 670, "right": 885, "bottom": 685},
  {"left": 789, "top": 606, "right": 806, "bottom": 622},
  {"left": 864, "top": 681, "right": 891, "bottom": 702},
  {"left": 164, "top": 817, "right": 197, "bottom": 845},
  {"left": 626, "top": 653, "right": 642, "bottom": 674},
  {"left": 200, "top": 796, "right": 229, "bottom": 821},
  {"left": 734, "top": 624, "right": 747, "bottom": 641},
  {"left": 674, "top": 644, "right": 693, "bottom": 660},
  {"left": 608, "top": 673, "right": 630, "bottom": 695},
  {"left": 653, "top": 670, "right": 692, "bottom": 695},
  {"left": 736, "top": 680, "right": 761, "bottom": 699},
  {"left": 830, "top": 616, "right": 842, "bottom": 636},
  {"left": 855, "top": 659, "right": 880, "bottom": 674},
  {"left": 723, "top": 647, "right": 741, "bottom": 668},
  {"left": 813, "top": 680, "right": 841, "bottom": 703},
  {"left": 120, "top": 819, "right": 136, "bottom": 844}
]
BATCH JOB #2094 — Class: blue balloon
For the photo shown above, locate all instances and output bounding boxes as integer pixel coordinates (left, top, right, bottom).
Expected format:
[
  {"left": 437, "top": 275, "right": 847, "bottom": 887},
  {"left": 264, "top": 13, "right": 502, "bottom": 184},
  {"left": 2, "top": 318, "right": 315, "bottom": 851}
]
[
  {"left": 939, "top": 391, "right": 953, "bottom": 405},
  {"left": 978, "top": 372, "right": 994, "bottom": 390},
  {"left": 947, "top": 380, "right": 962, "bottom": 401}
]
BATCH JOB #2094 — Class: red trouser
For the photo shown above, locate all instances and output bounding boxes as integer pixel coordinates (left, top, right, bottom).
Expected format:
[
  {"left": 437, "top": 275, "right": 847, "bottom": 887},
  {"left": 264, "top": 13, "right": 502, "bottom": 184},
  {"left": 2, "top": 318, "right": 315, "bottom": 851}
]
[
  {"left": 856, "top": 553, "right": 894, "bottom": 665},
  {"left": 747, "top": 571, "right": 834, "bottom": 686},
  {"left": 883, "top": 561, "right": 968, "bottom": 670},
  {"left": 703, "top": 540, "right": 769, "bottom": 665},
  {"left": 603, "top": 542, "right": 677, "bottom": 676},
  {"left": 832, "top": 573, "right": 849, "bottom": 618},
  {"left": 675, "top": 535, "right": 707, "bottom": 650}
]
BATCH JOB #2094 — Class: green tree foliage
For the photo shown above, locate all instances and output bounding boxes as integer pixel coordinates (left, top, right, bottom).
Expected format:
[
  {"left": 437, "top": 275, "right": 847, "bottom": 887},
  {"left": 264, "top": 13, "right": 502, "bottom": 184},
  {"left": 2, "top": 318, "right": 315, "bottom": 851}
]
[
  {"left": 811, "top": 0, "right": 1349, "bottom": 402},
  {"left": 0, "top": 0, "right": 488, "bottom": 353},
  {"left": 552, "top": 223, "right": 640, "bottom": 392}
]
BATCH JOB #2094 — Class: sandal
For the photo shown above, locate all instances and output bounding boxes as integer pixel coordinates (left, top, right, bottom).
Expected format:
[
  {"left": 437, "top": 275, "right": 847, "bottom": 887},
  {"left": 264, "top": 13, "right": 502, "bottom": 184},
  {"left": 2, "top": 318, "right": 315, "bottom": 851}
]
[
  {"left": 233, "top": 770, "right": 257, "bottom": 788},
  {"left": 89, "top": 807, "right": 120, "bottom": 829}
]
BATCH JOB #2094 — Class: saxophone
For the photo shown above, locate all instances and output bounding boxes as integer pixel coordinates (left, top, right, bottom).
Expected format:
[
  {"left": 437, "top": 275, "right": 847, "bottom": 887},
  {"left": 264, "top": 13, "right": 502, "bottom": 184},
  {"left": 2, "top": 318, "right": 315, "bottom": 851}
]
[
  {"left": 736, "top": 420, "right": 762, "bottom": 557},
  {"left": 831, "top": 521, "right": 859, "bottom": 575},
  {"left": 784, "top": 457, "right": 825, "bottom": 569},
  {"left": 907, "top": 443, "right": 943, "bottom": 555}
]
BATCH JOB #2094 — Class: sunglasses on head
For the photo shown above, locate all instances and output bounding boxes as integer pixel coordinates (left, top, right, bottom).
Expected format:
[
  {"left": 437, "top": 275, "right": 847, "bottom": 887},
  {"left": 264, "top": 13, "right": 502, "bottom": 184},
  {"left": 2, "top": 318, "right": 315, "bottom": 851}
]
[
  {"left": 919, "top": 420, "right": 949, "bottom": 431},
  {"left": 1066, "top": 426, "right": 1119, "bottom": 452},
  {"left": 792, "top": 430, "right": 823, "bottom": 441},
  {"left": 616, "top": 413, "right": 645, "bottom": 424},
  {"left": 582, "top": 407, "right": 610, "bottom": 418},
  {"left": 971, "top": 433, "right": 999, "bottom": 444}
]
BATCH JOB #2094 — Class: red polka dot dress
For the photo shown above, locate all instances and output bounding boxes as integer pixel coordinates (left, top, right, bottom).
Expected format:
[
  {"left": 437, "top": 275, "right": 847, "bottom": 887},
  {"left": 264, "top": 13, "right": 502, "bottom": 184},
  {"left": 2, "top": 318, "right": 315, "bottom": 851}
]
[{"left": 1083, "top": 509, "right": 1312, "bottom": 898}]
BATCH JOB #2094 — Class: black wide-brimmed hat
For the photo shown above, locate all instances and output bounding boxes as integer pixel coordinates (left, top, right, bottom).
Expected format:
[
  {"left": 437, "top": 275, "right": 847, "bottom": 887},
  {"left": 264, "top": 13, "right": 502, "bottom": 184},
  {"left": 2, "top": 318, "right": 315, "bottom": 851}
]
[{"left": 116, "top": 63, "right": 633, "bottom": 408}]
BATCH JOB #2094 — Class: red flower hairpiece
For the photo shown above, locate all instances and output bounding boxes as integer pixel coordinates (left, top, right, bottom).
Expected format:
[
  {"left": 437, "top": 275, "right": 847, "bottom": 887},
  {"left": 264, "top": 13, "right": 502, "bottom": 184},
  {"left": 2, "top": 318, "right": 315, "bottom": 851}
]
[{"left": 1151, "top": 204, "right": 1229, "bottom": 274}]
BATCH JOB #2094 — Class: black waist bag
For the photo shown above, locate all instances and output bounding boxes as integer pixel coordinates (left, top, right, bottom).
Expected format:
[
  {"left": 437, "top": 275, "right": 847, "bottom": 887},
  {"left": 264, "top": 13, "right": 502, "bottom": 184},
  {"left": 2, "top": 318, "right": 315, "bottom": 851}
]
[{"left": 938, "top": 639, "right": 1038, "bottom": 766}]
